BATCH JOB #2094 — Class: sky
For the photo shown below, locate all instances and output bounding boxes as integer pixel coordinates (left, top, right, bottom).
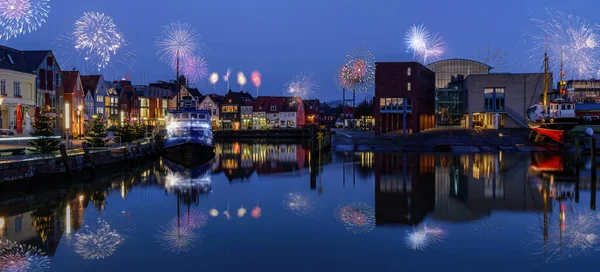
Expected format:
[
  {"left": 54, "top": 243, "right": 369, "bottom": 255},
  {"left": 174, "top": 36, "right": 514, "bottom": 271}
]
[{"left": 3, "top": 0, "right": 600, "bottom": 102}]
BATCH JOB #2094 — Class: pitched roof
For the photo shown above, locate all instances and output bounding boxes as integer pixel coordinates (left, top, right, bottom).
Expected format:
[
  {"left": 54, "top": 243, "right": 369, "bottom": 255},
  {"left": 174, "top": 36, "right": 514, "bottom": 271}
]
[
  {"left": 0, "top": 46, "right": 33, "bottom": 74},
  {"left": 22, "top": 50, "right": 51, "bottom": 71},
  {"left": 188, "top": 87, "right": 202, "bottom": 98},
  {"left": 252, "top": 96, "right": 286, "bottom": 113},
  {"left": 282, "top": 97, "right": 302, "bottom": 111},
  {"left": 81, "top": 75, "right": 101, "bottom": 94},
  {"left": 62, "top": 71, "right": 81, "bottom": 94},
  {"left": 224, "top": 90, "right": 255, "bottom": 105},
  {"left": 207, "top": 94, "right": 225, "bottom": 104}
]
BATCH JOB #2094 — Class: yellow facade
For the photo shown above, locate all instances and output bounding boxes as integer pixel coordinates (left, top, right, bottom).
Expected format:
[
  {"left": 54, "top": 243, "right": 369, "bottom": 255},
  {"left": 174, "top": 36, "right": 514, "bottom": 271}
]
[{"left": 0, "top": 69, "right": 37, "bottom": 133}]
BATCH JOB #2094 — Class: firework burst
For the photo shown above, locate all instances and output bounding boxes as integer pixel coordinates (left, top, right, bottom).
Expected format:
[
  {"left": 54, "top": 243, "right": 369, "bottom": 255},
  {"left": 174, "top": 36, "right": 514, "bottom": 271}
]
[
  {"left": 237, "top": 71, "right": 247, "bottom": 90},
  {"left": 0, "top": 239, "right": 50, "bottom": 272},
  {"left": 404, "top": 24, "right": 445, "bottom": 64},
  {"left": 180, "top": 209, "right": 209, "bottom": 229},
  {"left": 526, "top": 8, "right": 600, "bottom": 79},
  {"left": 335, "top": 202, "right": 376, "bottom": 234},
  {"left": 209, "top": 72, "right": 219, "bottom": 90},
  {"left": 156, "top": 219, "right": 200, "bottom": 254},
  {"left": 223, "top": 69, "right": 231, "bottom": 90},
  {"left": 251, "top": 70, "right": 262, "bottom": 96},
  {"left": 283, "top": 192, "right": 316, "bottom": 217},
  {"left": 181, "top": 55, "right": 208, "bottom": 86},
  {"left": 526, "top": 205, "right": 600, "bottom": 263},
  {"left": 73, "top": 219, "right": 124, "bottom": 260},
  {"left": 404, "top": 224, "right": 445, "bottom": 251},
  {"left": 0, "top": 0, "right": 49, "bottom": 41},
  {"left": 284, "top": 71, "right": 318, "bottom": 99},
  {"left": 340, "top": 48, "right": 376, "bottom": 93},
  {"left": 156, "top": 21, "right": 204, "bottom": 71},
  {"left": 73, "top": 12, "right": 125, "bottom": 70}
]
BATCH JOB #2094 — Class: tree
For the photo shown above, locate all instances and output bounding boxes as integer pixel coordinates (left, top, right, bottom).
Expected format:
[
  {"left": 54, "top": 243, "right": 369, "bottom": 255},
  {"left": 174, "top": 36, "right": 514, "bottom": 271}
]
[
  {"left": 354, "top": 99, "right": 373, "bottom": 119},
  {"left": 86, "top": 115, "right": 107, "bottom": 147},
  {"left": 28, "top": 108, "right": 60, "bottom": 154}
]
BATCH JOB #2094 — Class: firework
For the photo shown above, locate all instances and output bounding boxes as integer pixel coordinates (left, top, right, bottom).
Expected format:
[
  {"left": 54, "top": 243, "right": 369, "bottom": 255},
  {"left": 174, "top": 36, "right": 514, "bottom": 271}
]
[
  {"left": 156, "top": 21, "right": 203, "bottom": 71},
  {"left": 527, "top": 8, "right": 600, "bottom": 79},
  {"left": 474, "top": 45, "right": 507, "bottom": 70},
  {"left": 251, "top": 204, "right": 262, "bottom": 219},
  {"left": 209, "top": 72, "right": 219, "bottom": 91},
  {"left": 334, "top": 64, "right": 353, "bottom": 90},
  {"left": 284, "top": 71, "right": 318, "bottom": 99},
  {"left": 283, "top": 192, "right": 316, "bottom": 217},
  {"left": 404, "top": 224, "right": 445, "bottom": 251},
  {"left": 156, "top": 219, "right": 200, "bottom": 254},
  {"left": 74, "top": 219, "right": 124, "bottom": 260},
  {"left": 0, "top": 0, "right": 50, "bottom": 41},
  {"left": 404, "top": 24, "right": 445, "bottom": 64},
  {"left": 209, "top": 208, "right": 219, "bottom": 217},
  {"left": 181, "top": 55, "right": 208, "bottom": 86},
  {"left": 223, "top": 69, "right": 231, "bottom": 90},
  {"left": 73, "top": 12, "right": 125, "bottom": 70},
  {"left": 335, "top": 202, "right": 376, "bottom": 234},
  {"left": 180, "top": 209, "right": 209, "bottom": 229},
  {"left": 0, "top": 239, "right": 50, "bottom": 272},
  {"left": 527, "top": 205, "right": 600, "bottom": 262},
  {"left": 237, "top": 206, "right": 247, "bottom": 218},
  {"left": 237, "top": 71, "right": 247, "bottom": 90},
  {"left": 341, "top": 48, "right": 376, "bottom": 93},
  {"left": 251, "top": 70, "right": 262, "bottom": 96}
]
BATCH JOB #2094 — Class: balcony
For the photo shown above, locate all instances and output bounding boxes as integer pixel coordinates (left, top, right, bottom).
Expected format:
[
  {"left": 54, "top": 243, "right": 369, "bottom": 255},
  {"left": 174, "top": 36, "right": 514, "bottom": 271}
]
[{"left": 380, "top": 105, "right": 412, "bottom": 113}]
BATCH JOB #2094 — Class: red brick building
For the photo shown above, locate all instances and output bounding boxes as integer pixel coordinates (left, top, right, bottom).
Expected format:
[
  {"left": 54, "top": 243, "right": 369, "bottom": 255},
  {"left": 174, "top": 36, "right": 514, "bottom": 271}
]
[
  {"left": 374, "top": 62, "right": 435, "bottom": 135},
  {"left": 62, "top": 71, "right": 85, "bottom": 137}
]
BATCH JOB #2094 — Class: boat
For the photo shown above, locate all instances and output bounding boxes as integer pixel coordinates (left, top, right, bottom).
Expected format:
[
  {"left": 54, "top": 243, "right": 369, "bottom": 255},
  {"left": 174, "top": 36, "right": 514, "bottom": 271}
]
[
  {"left": 164, "top": 95, "right": 215, "bottom": 166},
  {"left": 162, "top": 157, "right": 212, "bottom": 195},
  {"left": 526, "top": 51, "right": 579, "bottom": 144}
]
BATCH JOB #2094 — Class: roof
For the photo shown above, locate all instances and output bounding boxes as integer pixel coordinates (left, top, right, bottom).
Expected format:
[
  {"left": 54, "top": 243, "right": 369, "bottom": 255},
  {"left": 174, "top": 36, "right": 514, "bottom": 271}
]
[
  {"left": 22, "top": 50, "right": 51, "bottom": 71},
  {"left": 282, "top": 97, "right": 302, "bottom": 111},
  {"left": 81, "top": 75, "right": 101, "bottom": 94},
  {"left": 188, "top": 87, "right": 202, "bottom": 98},
  {"left": 426, "top": 58, "right": 492, "bottom": 70},
  {"left": 204, "top": 94, "right": 225, "bottom": 104},
  {"left": 62, "top": 71, "right": 81, "bottom": 94},
  {"left": 303, "top": 99, "right": 320, "bottom": 110},
  {"left": 224, "top": 90, "right": 254, "bottom": 105},
  {"left": 0, "top": 46, "right": 33, "bottom": 74}
]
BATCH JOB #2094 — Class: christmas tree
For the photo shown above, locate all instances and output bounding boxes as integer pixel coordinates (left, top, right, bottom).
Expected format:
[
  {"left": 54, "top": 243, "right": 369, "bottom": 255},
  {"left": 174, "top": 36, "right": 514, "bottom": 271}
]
[
  {"left": 86, "top": 114, "right": 107, "bottom": 147},
  {"left": 28, "top": 108, "right": 60, "bottom": 154}
]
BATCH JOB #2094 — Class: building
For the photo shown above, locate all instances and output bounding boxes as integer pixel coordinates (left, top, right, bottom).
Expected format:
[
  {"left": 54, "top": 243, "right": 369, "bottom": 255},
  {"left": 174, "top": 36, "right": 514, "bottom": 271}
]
[
  {"left": 279, "top": 97, "right": 305, "bottom": 128},
  {"left": 62, "top": 71, "right": 85, "bottom": 137},
  {"left": 119, "top": 86, "right": 139, "bottom": 124},
  {"left": 0, "top": 46, "right": 37, "bottom": 134},
  {"left": 105, "top": 81, "right": 122, "bottom": 125},
  {"left": 303, "top": 99, "right": 321, "bottom": 126},
  {"left": 241, "top": 103, "right": 253, "bottom": 130},
  {"left": 567, "top": 80, "right": 600, "bottom": 103},
  {"left": 167, "top": 85, "right": 202, "bottom": 111},
  {"left": 427, "top": 59, "right": 491, "bottom": 128},
  {"left": 130, "top": 85, "right": 170, "bottom": 125},
  {"left": 466, "top": 73, "right": 550, "bottom": 129},
  {"left": 252, "top": 96, "right": 273, "bottom": 129},
  {"left": 81, "top": 75, "right": 107, "bottom": 118},
  {"left": 374, "top": 62, "right": 435, "bottom": 135},
  {"left": 199, "top": 94, "right": 224, "bottom": 129},
  {"left": 221, "top": 90, "right": 254, "bottom": 130},
  {"left": 23, "top": 50, "right": 62, "bottom": 129}
]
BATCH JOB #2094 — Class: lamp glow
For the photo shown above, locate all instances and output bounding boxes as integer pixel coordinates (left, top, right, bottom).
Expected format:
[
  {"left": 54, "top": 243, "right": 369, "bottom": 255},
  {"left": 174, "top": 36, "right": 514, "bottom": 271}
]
[{"left": 65, "top": 102, "right": 70, "bottom": 129}]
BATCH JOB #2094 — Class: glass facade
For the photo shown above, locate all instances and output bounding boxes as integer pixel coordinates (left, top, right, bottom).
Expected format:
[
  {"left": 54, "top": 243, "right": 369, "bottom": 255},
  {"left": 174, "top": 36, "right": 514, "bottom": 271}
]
[{"left": 427, "top": 59, "right": 491, "bottom": 127}]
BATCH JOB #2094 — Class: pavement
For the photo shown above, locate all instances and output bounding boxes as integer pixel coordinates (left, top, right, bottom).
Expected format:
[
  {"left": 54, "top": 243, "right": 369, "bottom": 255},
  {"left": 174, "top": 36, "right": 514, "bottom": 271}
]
[{"left": 331, "top": 128, "right": 556, "bottom": 153}]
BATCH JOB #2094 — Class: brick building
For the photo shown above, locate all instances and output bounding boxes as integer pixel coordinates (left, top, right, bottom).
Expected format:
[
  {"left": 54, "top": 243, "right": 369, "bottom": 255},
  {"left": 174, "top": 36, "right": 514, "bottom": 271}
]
[{"left": 374, "top": 62, "right": 435, "bottom": 135}]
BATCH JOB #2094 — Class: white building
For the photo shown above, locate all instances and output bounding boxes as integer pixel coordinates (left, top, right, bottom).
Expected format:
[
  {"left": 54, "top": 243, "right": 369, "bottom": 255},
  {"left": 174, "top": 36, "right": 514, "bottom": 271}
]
[{"left": 199, "top": 94, "right": 224, "bottom": 129}]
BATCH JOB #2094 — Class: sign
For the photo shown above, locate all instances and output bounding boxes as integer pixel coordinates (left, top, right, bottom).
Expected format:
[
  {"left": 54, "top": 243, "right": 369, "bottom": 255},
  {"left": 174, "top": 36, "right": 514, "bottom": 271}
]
[{"left": 317, "top": 131, "right": 324, "bottom": 140}]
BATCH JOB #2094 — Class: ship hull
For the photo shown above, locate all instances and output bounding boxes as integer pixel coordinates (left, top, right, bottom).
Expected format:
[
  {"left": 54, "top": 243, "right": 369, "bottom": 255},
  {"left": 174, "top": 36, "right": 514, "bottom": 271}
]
[
  {"left": 164, "top": 141, "right": 215, "bottom": 167},
  {"left": 528, "top": 118, "right": 579, "bottom": 144}
]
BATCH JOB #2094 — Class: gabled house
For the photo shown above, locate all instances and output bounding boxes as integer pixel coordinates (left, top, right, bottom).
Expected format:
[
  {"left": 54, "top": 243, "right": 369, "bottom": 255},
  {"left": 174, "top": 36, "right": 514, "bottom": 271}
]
[
  {"left": 199, "top": 94, "right": 225, "bottom": 129},
  {"left": 280, "top": 97, "right": 305, "bottom": 128},
  {"left": 23, "top": 50, "right": 62, "bottom": 129},
  {"left": 252, "top": 96, "right": 286, "bottom": 129},
  {"left": 168, "top": 85, "right": 202, "bottom": 110},
  {"left": 241, "top": 102, "right": 253, "bottom": 130},
  {"left": 81, "top": 75, "right": 107, "bottom": 118},
  {"left": 62, "top": 70, "right": 85, "bottom": 137},
  {"left": 105, "top": 81, "right": 123, "bottom": 125},
  {"left": 221, "top": 90, "right": 254, "bottom": 130},
  {"left": 0, "top": 46, "right": 37, "bottom": 134},
  {"left": 303, "top": 99, "right": 321, "bottom": 126},
  {"left": 120, "top": 85, "right": 139, "bottom": 124}
]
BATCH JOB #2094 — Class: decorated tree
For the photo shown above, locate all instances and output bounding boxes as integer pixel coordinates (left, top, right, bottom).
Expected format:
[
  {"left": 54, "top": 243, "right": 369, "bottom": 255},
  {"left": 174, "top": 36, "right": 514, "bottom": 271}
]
[
  {"left": 28, "top": 108, "right": 60, "bottom": 154},
  {"left": 86, "top": 114, "right": 107, "bottom": 147},
  {"left": 117, "top": 121, "right": 137, "bottom": 143}
]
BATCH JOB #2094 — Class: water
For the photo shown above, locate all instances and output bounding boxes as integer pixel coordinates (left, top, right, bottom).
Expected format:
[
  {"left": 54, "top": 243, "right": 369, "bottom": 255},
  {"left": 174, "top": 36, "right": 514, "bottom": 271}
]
[{"left": 0, "top": 141, "right": 599, "bottom": 272}]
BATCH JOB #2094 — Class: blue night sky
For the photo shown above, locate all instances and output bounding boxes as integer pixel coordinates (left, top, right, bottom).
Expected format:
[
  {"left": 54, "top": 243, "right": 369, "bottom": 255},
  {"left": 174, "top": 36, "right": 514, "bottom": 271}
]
[{"left": 3, "top": 0, "right": 599, "bottom": 101}]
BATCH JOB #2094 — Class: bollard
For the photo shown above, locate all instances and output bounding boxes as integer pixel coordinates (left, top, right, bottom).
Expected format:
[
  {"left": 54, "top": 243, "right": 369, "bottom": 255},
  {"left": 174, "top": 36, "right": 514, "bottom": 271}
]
[
  {"left": 82, "top": 142, "right": 95, "bottom": 168},
  {"left": 59, "top": 144, "right": 71, "bottom": 174}
]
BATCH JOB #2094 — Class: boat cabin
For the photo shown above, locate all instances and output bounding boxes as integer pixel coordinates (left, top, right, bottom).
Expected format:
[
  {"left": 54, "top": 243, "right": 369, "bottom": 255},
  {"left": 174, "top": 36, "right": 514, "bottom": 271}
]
[{"left": 548, "top": 98, "right": 576, "bottom": 118}]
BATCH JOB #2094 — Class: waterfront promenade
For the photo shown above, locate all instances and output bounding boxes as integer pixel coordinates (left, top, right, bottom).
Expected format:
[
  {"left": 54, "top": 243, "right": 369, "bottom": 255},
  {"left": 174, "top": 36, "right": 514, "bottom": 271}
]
[{"left": 332, "top": 128, "right": 557, "bottom": 152}]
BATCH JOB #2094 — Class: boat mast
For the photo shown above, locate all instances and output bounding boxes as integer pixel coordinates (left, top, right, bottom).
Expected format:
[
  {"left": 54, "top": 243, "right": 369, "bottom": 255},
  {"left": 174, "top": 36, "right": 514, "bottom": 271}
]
[
  {"left": 559, "top": 50, "right": 565, "bottom": 100},
  {"left": 543, "top": 44, "right": 549, "bottom": 112}
]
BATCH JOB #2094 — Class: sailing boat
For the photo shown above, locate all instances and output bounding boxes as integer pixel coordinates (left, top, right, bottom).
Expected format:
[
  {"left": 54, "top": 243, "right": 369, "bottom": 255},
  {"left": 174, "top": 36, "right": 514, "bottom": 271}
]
[{"left": 527, "top": 50, "right": 579, "bottom": 144}]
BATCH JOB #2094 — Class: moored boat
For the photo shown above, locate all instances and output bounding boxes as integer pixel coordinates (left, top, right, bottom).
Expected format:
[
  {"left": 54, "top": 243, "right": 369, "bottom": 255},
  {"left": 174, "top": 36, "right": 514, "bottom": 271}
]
[{"left": 164, "top": 95, "right": 215, "bottom": 166}]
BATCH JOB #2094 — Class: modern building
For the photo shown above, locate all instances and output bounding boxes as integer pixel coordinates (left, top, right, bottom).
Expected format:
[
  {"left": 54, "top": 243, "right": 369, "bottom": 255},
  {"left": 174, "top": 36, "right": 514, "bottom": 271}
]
[
  {"left": 427, "top": 59, "right": 491, "bottom": 128},
  {"left": 466, "top": 73, "right": 550, "bottom": 129},
  {"left": 374, "top": 62, "right": 435, "bottom": 135},
  {"left": 0, "top": 46, "right": 37, "bottom": 134},
  {"left": 567, "top": 79, "right": 600, "bottom": 103}
]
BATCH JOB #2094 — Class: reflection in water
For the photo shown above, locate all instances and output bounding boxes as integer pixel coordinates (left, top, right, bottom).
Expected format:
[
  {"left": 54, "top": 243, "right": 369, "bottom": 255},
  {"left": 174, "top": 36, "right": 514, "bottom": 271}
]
[
  {"left": 0, "top": 239, "right": 50, "bottom": 272},
  {"left": 179, "top": 209, "right": 208, "bottom": 230},
  {"left": 73, "top": 219, "right": 124, "bottom": 260},
  {"left": 335, "top": 203, "right": 376, "bottom": 235},
  {"left": 284, "top": 192, "right": 315, "bottom": 218},
  {"left": 251, "top": 204, "right": 262, "bottom": 219},
  {"left": 156, "top": 219, "right": 199, "bottom": 254},
  {"left": 404, "top": 224, "right": 445, "bottom": 251}
]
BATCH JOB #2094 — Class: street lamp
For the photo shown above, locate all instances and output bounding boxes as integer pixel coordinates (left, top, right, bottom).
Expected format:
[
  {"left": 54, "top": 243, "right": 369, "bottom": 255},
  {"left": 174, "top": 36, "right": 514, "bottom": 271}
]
[{"left": 77, "top": 105, "right": 83, "bottom": 139}]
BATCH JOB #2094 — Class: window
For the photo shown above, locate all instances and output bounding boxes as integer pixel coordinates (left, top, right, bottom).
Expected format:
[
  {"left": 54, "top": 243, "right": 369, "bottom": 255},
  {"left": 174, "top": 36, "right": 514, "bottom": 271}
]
[
  {"left": 407, "top": 82, "right": 411, "bottom": 91},
  {"left": 270, "top": 105, "right": 277, "bottom": 111},
  {"left": 59, "top": 96, "right": 63, "bottom": 111},
  {"left": 0, "top": 79, "right": 5, "bottom": 95},
  {"left": 97, "top": 95, "right": 103, "bottom": 102},
  {"left": 407, "top": 67, "right": 411, "bottom": 76},
  {"left": 13, "top": 81, "right": 20, "bottom": 96},
  {"left": 484, "top": 88, "right": 505, "bottom": 111}
]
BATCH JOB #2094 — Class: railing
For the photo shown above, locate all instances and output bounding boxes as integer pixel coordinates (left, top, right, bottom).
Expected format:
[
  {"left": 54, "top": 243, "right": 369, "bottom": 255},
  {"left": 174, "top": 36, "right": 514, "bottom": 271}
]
[{"left": 0, "top": 136, "right": 61, "bottom": 144}]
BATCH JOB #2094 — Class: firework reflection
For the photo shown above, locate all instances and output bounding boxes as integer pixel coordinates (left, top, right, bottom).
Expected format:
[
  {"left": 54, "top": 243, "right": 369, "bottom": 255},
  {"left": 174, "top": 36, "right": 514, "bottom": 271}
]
[
  {"left": 404, "top": 224, "right": 445, "bottom": 251},
  {"left": 156, "top": 218, "right": 200, "bottom": 254},
  {"left": 284, "top": 192, "right": 316, "bottom": 217},
  {"left": 335, "top": 202, "right": 376, "bottom": 234},
  {"left": 0, "top": 239, "right": 50, "bottom": 272},
  {"left": 73, "top": 219, "right": 124, "bottom": 260}
]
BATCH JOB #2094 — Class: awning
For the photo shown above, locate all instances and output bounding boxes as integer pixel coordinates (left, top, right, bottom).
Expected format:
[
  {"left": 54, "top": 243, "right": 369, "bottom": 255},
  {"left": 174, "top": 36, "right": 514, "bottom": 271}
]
[{"left": 0, "top": 97, "right": 36, "bottom": 106}]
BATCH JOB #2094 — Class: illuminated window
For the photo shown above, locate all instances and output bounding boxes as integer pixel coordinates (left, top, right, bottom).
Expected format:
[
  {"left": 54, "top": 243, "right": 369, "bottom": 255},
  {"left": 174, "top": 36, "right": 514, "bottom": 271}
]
[
  {"left": 407, "top": 67, "right": 411, "bottom": 76},
  {"left": 407, "top": 82, "right": 411, "bottom": 91}
]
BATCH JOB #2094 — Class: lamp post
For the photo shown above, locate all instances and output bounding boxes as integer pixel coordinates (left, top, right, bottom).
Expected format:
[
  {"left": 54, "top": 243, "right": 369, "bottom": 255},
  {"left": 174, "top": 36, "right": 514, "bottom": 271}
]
[{"left": 77, "top": 105, "right": 83, "bottom": 139}]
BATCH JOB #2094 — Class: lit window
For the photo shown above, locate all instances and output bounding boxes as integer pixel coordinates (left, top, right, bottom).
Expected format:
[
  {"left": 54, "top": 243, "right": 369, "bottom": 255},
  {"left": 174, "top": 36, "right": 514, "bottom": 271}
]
[
  {"left": 407, "top": 82, "right": 411, "bottom": 91},
  {"left": 407, "top": 67, "right": 411, "bottom": 76}
]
